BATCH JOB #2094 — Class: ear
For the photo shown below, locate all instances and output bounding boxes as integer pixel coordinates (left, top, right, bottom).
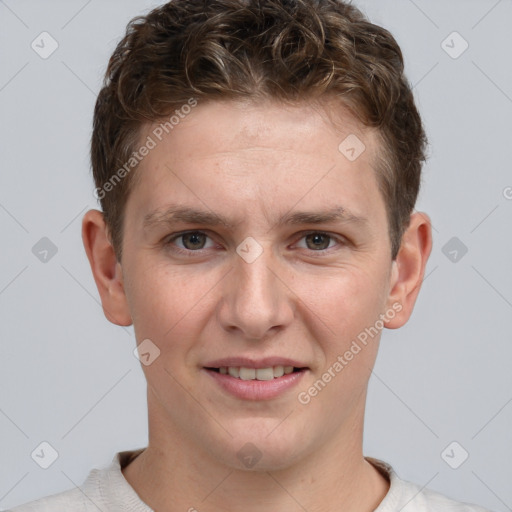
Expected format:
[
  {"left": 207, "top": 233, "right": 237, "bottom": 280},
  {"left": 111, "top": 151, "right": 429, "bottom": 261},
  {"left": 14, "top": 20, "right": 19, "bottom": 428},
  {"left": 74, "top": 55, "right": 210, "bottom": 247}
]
[
  {"left": 384, "top": 211, "right": 432, "bottom": 329},
  {"left": 82, "top": 209, "right": 132, "bottom": 326}
]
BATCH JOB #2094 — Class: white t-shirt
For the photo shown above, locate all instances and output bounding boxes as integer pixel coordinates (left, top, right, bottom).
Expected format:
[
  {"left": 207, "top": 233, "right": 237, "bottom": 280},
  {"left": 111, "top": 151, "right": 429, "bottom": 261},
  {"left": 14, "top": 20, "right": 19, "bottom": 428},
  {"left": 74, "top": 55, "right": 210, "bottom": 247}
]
[{"left": 8, "top": 448, "right": 491, "bottom": 511}]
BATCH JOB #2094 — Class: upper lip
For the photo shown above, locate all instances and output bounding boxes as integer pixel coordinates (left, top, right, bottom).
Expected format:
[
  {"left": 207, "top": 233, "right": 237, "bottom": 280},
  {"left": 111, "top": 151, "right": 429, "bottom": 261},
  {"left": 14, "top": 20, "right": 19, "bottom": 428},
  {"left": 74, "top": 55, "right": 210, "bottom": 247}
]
[{"left": 203, "top": 357, "right": 308, "bottom": 369}]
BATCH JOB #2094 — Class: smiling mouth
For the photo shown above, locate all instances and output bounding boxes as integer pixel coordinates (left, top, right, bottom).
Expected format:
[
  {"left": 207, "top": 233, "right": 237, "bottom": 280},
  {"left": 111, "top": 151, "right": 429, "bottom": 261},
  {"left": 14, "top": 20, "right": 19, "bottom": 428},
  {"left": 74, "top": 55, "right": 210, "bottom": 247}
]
[{"left": 205, "top": 366, "right": 307, "bottom": 381}]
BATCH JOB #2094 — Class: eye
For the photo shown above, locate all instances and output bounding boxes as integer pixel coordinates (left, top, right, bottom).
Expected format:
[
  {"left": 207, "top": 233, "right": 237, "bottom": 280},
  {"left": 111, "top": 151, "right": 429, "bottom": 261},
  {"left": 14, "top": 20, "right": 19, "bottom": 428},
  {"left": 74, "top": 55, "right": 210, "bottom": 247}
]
[
  {"left": 166, "top": 231, "right": 215, "bottom": 252},
  {"left": 295, "top": 231, "right": 344, "bottom": 252}
]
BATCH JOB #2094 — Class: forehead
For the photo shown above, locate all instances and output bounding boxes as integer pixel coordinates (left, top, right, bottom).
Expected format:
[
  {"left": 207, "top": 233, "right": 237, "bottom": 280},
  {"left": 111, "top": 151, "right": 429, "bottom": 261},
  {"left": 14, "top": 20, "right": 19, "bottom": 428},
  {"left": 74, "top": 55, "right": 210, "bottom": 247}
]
[
  {"left": 144, "top": 97, "right": 377, "bottom": 160},
  {"left": 127, "top": 98, "right": 385, "bottom": 228}
]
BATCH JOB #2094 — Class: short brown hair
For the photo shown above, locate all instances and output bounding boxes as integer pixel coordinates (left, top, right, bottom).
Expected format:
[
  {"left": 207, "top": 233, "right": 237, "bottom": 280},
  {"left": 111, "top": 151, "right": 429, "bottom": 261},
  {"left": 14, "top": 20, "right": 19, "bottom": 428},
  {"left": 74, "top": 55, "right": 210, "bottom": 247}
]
[{"left": 91, "top": 0, "right": 427, "bottom": 261}]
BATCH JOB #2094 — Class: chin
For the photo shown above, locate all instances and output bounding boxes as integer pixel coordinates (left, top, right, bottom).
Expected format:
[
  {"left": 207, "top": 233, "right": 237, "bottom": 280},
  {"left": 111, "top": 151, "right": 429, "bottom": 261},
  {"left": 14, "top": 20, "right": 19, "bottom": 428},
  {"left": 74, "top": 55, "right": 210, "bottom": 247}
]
[{"left": 214, "top": 425, "right": 310, "bottom": 472}]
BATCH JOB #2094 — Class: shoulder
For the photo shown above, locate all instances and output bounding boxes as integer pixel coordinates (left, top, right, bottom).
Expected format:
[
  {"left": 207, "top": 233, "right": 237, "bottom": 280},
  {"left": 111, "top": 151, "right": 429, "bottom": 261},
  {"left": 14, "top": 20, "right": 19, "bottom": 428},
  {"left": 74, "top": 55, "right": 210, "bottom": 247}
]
[
  {"left": 368, "top": 458, "right": 492, "bottom": 512},
  {"left": 8, "top": 485, "right": 94, "bottom": 511},
  {"left": 8, "top": 449, "right": 146, "bottom": 512},
  {"left": 396, "top": 480, "right": 491, "bottom": 512}
]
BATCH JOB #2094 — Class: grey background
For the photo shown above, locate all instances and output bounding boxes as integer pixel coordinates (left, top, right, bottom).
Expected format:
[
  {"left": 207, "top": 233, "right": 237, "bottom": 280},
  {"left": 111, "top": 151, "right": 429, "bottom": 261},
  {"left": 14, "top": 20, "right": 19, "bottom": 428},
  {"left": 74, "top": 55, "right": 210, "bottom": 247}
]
[{"left": 0, "top": 0, "right": 511, "bottom": 510}]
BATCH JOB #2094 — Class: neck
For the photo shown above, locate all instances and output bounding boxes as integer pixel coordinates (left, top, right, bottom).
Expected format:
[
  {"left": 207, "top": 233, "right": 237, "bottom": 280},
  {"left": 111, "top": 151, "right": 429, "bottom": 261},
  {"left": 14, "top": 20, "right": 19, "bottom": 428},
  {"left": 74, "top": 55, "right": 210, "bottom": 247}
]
[{"left": 122, "top": 397, "right": 389, "bottom": 511}]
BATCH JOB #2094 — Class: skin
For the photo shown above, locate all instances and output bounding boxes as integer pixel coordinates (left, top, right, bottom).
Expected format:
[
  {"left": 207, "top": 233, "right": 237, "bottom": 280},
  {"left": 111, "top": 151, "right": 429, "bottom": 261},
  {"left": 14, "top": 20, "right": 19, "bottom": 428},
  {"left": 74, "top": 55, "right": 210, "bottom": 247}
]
[{"left": 82, "top": 97, "right": 432, "bottom": 511}]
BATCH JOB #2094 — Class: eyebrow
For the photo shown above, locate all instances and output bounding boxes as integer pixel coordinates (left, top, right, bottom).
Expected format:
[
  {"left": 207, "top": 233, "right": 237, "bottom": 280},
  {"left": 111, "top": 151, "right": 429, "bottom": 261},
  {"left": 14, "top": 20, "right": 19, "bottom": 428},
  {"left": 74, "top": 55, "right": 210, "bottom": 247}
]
[
  {"left": 143, "top": 204, "right": 368, "bottom": 231},
  {"left": 281, "top": 208, "right": 367, "bottom": 227},
  {"left": 144, "top": 205, "right": 235, "bottom": 231}
]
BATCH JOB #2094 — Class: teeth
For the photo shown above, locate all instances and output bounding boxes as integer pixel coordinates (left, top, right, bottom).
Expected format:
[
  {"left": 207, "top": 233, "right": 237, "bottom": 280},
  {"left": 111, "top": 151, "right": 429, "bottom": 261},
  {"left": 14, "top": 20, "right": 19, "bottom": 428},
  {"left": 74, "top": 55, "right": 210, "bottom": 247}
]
[
  {"left": 217, "top": 365, "right": 299, "bottom": 380},
  {"left": 239, "top": 367, "right": 256, "bottom": 380},
  {"left": 273, "top": 365, "right": 284, "bottom": 377},
  {"left": 228, "top": 366, "right": 240, "bottom": 378},
  {"left": 255, "top": 367, "right": 274, "bottom": 381}
]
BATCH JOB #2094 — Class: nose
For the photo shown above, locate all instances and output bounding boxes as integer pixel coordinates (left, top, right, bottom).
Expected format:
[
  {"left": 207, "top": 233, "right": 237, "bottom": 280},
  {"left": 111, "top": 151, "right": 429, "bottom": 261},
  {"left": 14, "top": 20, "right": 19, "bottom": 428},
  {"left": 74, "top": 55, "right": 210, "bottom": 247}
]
[{"left": 216, "top": 244, "right": 295, "bottom": 340}]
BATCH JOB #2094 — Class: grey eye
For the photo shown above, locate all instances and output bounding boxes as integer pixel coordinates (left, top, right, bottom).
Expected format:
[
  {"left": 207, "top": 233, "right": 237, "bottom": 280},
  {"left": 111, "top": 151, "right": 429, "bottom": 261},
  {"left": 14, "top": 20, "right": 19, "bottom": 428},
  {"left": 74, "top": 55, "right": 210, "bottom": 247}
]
[
  {"left": 304, "top": 233, "right": 332, "bottom": 250},
  {"left": 179, "top": 232, "right": 208, "bottom": 250}
]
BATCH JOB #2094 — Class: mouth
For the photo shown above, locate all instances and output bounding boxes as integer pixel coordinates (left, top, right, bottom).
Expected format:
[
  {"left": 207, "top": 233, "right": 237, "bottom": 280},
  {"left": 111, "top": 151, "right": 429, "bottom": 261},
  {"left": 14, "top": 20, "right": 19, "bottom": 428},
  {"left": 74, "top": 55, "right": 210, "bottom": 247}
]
[
  {"left": 202, "top": 359, "right": 309, "bottom": 400},
  {"left": 205, "top": 365, "right": 307, "bottom": 381}
]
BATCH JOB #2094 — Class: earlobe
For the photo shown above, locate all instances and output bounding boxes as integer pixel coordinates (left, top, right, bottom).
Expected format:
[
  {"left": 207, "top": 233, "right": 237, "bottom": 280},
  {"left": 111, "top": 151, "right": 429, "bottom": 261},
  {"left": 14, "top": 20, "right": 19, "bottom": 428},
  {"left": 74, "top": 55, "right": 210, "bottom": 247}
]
[
  {"left": 384, "top": 212, "right": 433, "bottom": 329},
  {"left": 82, "top": 209, "right": 132, "bottom": 326}
]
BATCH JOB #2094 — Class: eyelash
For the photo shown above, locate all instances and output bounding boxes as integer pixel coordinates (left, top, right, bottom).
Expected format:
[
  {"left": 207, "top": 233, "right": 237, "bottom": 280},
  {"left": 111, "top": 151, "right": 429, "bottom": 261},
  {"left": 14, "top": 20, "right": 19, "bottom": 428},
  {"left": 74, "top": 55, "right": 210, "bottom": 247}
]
[{"left": 164, "top": 230, "right": 347, "bottom": 257}]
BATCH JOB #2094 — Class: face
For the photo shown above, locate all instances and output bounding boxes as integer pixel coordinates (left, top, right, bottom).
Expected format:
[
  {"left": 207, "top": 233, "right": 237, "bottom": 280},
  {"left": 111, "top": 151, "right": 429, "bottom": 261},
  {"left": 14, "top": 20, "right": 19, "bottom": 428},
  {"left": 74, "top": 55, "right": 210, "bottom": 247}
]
[{"left": 106, "top": 98, "right": 408, "bottom": 470}]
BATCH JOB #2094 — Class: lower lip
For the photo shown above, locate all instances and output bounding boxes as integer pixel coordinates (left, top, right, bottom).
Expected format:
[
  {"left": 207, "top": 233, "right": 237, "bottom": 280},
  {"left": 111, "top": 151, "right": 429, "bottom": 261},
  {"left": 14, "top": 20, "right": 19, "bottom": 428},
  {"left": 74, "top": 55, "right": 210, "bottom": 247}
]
[{"left": 203, "top": 368, "right": 307, "bottom": 401}]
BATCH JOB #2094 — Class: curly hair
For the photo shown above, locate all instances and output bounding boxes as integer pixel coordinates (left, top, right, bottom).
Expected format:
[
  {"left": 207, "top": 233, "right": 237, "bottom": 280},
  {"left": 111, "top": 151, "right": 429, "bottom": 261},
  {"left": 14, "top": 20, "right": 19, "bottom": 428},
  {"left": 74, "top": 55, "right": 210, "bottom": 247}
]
[{"left": 91, "top": 0, "right": 428, "bottom": 261}]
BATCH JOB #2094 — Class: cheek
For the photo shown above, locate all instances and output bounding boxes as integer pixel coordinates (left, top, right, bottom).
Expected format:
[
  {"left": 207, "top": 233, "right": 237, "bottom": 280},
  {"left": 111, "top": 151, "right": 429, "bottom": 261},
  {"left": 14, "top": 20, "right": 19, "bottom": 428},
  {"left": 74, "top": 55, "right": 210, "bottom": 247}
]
[
  {"left": 296, "top": 263, "right": 389, "bottom": 338},
  {"left": 296, "top": 270, "right": 386, "bottom": 413},
  {"left": 124, "top": 258, "right": 221, "bottom": 347}
]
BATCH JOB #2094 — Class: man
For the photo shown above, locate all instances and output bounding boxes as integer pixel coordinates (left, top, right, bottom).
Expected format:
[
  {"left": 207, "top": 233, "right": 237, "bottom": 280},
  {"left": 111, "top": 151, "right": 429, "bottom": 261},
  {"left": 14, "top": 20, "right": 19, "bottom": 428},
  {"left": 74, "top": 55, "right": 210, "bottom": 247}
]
[{"left": 11, "top": 0, "right": 491, "bottom": 510}]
